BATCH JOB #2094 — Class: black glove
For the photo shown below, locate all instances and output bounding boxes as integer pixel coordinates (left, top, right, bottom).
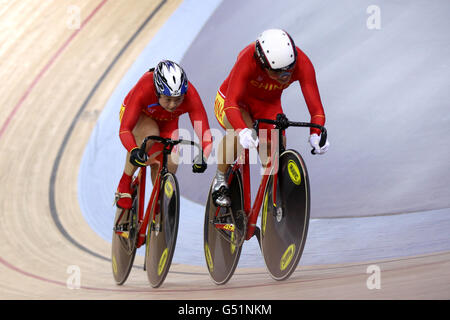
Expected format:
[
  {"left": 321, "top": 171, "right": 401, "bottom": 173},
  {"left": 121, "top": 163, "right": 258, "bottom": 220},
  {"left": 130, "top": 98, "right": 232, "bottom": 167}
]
[
  {"left": 276, "top": 113, "right": 289, "bottom": 130},
  {"left": 129, "top": 147, "right": 148, "bottom": 167},
  {"left": 192, "top": 154, "right": 207, "bottom": 173}
]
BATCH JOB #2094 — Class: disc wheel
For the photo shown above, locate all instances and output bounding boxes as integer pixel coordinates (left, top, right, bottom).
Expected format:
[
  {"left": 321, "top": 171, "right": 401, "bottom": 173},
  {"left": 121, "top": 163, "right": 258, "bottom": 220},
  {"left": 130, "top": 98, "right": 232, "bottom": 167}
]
[
  {"left": 261, "top": 149, "right": 310, "bottom": 281},
  {"left": 111, "top": 186, "right": 138, "bottom": 285},
  {"left": 204, "top": 169, "right": 244, "bottom": 285},
  {"left": 145, "top": 173, "right": 180, "bottom": 288}
]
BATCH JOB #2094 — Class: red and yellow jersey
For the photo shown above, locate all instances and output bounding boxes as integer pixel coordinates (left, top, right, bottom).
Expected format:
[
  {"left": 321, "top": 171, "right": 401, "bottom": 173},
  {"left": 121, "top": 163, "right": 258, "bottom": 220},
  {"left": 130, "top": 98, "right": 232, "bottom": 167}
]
[
  {"left": 219, "top": 43, "right": 325, "bottom": 134},
  {"left": 119, "top": 71, "right": 212, "bottom": 155}
]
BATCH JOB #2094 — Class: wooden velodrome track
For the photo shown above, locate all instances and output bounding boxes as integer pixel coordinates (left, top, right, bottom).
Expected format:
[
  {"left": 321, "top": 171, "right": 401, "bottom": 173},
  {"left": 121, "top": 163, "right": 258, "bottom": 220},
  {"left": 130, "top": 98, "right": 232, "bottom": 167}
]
[{"left": 0, "top": 0, "right": 448, "bottom": 300}]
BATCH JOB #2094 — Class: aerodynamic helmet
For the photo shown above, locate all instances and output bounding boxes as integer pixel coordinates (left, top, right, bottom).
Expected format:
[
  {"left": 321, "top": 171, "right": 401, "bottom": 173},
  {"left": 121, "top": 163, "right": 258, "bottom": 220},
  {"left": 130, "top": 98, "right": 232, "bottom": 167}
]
[
  {"left": 153, "top": 60, "right": 188, "bottom": 97},
  {"left": 255, "top": 29, "right": 297, "bottom": 71}
]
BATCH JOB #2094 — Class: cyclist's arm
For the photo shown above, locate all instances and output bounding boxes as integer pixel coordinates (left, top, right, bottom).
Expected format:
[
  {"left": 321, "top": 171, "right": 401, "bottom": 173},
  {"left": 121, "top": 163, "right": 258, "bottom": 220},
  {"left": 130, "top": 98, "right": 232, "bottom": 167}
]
[
  {"left": 296, "top": 50, "right": 326, "bottom": 135},
  {"left": 186, "top": 85, "right": 213, "bottom": 158},
  {"left": 223, "top": 105, "right": 247, "bottom": 131},
  {"left": 119, "top": 85, "right": 146, "bottom": 152}
]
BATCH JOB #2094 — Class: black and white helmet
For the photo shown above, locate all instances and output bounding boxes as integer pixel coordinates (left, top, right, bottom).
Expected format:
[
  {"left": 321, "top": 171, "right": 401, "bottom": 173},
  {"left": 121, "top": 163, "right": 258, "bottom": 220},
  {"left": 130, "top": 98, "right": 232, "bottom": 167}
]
[
  {"left": 255, "top": 29, "right": 297, "bottom": 71},
  {"left": 153, "top": 60, "right": 188, "bottom": 97}
]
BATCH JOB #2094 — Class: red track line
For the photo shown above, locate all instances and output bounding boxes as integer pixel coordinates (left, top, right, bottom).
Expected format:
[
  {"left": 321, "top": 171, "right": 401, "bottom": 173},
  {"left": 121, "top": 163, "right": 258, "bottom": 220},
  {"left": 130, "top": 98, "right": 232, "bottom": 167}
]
[
  {"left": 2, "top": 253, "right": 448, "bottom": 295},
  {"left": 0, "top": 0, "right": 107, "bottom": 293},
  {"left": 0, "top": 0, "right": 108, "bottom": 139},
  {"left": 0, "top": 257, "right": 67, "bottom": 288}
]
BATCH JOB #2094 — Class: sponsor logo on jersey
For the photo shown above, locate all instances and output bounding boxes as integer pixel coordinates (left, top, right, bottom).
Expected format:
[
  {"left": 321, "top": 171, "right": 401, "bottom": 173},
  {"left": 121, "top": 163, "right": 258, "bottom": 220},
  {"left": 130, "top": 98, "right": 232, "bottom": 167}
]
[{"left": 250, "top": 79, "right": 290, "bottom": 91}]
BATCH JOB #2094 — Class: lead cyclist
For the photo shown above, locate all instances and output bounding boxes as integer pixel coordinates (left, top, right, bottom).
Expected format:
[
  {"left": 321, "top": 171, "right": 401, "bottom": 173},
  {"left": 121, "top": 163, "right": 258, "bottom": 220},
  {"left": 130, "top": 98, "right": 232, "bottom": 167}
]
[{"left": 212, "top": 29, "right": 330, "bottom": 207}]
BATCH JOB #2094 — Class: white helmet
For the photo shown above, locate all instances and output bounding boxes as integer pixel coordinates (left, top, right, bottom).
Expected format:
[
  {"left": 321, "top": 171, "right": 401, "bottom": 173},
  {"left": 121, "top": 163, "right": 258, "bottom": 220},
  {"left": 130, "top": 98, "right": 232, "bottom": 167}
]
[
  {"left": 153, "top": 60, "right": 188, "bottom": 97},
  {"left": 255, "top": 29, "right": 297, "bottom": 71}
]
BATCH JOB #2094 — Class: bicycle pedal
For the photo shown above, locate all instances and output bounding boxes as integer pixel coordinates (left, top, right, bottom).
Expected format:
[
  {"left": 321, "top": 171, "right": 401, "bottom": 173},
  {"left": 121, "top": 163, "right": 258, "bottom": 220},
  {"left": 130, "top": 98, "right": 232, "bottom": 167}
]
[
  {"left": 118, "top": 231, "right": 129, "bottom": 239},
  {"left": 152, "top": 222, "right": 161, "bottom": 232}
]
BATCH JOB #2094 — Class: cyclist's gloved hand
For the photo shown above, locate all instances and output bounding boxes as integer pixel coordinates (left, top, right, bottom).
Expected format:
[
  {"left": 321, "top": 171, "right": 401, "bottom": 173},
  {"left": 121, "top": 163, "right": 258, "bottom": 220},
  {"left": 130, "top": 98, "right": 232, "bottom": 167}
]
[
  {"left": 309, "top": 133, "right": 330, "bottom": 155},
  {"left": 192, "top": 154, "right": 207, "bottom": 173},
  {"left": 239, "top": 128, "right": 259, "bottom": 149},
  {"left": 129, "top": 147, "right": 148, "bottom": 167}
]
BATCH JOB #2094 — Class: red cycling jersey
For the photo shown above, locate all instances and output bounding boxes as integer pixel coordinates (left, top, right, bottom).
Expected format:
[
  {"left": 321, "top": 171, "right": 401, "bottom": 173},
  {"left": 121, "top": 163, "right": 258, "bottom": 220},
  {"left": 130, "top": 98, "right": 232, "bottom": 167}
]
[
  {"left": 219, "top": 43, "right": 325, "bottom": 135},
  {"left": 119, "top": 71, "right": 212, "bottom": 156}
]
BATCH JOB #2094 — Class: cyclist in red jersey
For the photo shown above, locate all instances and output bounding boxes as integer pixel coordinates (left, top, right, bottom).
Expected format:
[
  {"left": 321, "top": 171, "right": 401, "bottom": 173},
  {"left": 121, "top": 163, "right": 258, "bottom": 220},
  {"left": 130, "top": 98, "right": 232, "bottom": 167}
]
[
  {"left": 212, "top": 29, "right": 330, "bottom": 207},
  {"left": 115, "top": 60, "right": 212, "bottom": 209}
]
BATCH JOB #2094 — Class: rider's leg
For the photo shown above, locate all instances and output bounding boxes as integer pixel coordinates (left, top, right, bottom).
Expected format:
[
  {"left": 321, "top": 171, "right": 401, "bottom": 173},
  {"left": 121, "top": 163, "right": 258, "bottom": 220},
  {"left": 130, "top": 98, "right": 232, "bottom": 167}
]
[
  {"left": 148, "top": 147, "right": 179, "bottom": 183},
  {"left": 257, "top": 124, "right": 286, "bottom": 170},
  {"left": 213, "top": 109, "right": 253, "bottom": 207},
  {"left": 248, "top": 99, "right": 286, "bottom": 171},
  {"left": 213, "top": 102, "right": 288, "bottom": 206},
  {"left": 148, "top": 153, "right": 178, "bottom": 184},
  {"left": 217, "top": 108, "right": 254, "bottom": 170},
  {"left": 148, "top": 118, "right": 179, "bottom": 184},
  {"left": 116, "top": 115, "right": 159, "bottom": 209}
]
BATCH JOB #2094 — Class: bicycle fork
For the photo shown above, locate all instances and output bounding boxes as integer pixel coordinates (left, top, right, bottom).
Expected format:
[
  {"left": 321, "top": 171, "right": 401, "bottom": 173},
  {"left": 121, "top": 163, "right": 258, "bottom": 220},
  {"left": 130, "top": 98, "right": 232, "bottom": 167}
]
[{"left": 136, "top": 167, "right": 163, "bottom": 248}]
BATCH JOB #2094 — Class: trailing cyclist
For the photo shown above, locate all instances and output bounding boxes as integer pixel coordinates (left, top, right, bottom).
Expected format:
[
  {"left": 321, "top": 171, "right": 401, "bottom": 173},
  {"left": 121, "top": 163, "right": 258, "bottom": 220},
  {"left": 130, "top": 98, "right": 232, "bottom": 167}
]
[
  {"left": 115, "top": 60, "right": 212, "bottom": 209},
  {"left": 212, "top": 28, "right": 330, "bottom": 207}
]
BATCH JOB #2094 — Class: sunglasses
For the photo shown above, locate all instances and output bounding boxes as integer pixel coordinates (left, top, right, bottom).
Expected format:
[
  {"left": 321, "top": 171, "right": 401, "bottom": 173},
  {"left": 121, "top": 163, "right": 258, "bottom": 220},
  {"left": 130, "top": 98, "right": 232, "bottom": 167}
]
[{"left": 266, "top": 68, "right": 293, "bottom": 79}]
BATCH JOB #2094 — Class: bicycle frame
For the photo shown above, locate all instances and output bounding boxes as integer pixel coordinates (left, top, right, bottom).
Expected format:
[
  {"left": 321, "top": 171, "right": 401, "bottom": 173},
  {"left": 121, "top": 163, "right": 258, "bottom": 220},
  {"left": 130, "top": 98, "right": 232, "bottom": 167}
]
[
  {"left": 113, "top": 151, "right": 165, "bottom": 248},
  {"left": 129, "top": 136, "right": 202, "bottom": 248},
  {"left": 229, "top": 136, "right": 281, "bottom": 241},
  {"left": 213, "top": 133, "right": 280, "bottom": 241},
  {"left": 214, "top": 113, "right": 327, "bottom": 241},
  {"left": 135, "top": 139, "right": 177, "bottom": 248},
  {"left": 135, "top": 163, "right": 161, "bottom": 248},
  {"left": 113, "top": 138, "right": 173, "bottom": 247}
]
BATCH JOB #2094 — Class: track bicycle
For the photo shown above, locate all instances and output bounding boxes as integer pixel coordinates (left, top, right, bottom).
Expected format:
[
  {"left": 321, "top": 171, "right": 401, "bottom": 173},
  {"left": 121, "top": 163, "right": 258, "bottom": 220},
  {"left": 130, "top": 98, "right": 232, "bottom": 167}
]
[
  {"left": 112, "top": 135, "right": 204, "bottom": 288},
  {"left": 204, "top": 113, "right": 327, "bottom": 284}
]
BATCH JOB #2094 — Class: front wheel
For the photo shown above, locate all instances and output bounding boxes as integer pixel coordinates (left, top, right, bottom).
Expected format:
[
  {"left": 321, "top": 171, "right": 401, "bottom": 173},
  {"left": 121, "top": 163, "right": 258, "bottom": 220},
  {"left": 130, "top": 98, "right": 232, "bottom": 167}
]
[
  {"left": 145, "top": 172, "right": 180, "bottom": 288},
  {"left": 261, "top": 149, "right": 310, "bottom": 281},
  {"left": 204, "top": 168, "right": 244, "bottom": 285}
]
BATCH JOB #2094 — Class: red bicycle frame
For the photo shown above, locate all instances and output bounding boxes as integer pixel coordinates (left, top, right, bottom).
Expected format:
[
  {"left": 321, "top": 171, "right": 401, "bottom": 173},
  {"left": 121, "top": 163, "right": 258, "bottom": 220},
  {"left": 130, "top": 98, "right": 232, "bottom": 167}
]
[
  {"left": 214, "top": 144, "right": 280, "bottom": 241},
  {"left": 115, "top": 135, "right": 203, "bottom": 248},
  {"left": 212, "top": 113, "right": 327, "bottom": 242},
  {"left": 133, "top": 163, "right": 164, "bottom": 248},
  {"left": 114, "top": 163, "right": 162, "bottom": 247}
]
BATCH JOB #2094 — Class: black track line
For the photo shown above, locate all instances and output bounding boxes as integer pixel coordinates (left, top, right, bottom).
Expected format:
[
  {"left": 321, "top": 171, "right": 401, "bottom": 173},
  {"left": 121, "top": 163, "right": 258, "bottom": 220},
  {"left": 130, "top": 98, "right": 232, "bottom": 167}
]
[{"left": 48, "top": 1, "right": 167, "bottom": 265}]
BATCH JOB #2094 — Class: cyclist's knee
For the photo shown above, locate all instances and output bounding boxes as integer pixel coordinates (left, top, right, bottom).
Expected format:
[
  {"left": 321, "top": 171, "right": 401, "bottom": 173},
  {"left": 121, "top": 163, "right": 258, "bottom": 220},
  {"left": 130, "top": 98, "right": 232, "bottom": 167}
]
[
  {"left": 133, "top": 116, "right": 160, "bottom": 149},
  {"left": 168, "top": 163, "right": 178, "bottom": 174},
  {"left": 259, "top": 142, "right": 271, "bottom": 168},
  {"left": 168, "top": 153, "right": 179, "bottom": 173},
  {"left": 148, "top": 150, "right": 162, "bottom": 164},
  {"left": 221, "top": 132, "right": 239, "bottom": 165}
]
